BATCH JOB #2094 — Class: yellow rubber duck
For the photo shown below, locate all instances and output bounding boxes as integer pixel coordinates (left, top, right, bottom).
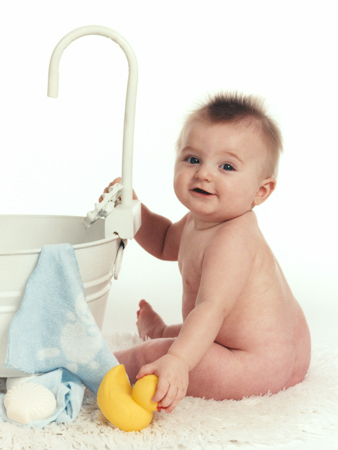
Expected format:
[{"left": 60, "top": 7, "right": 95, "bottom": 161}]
[{"left": 97, "top": 364, "right": 159, "bottom": 432}]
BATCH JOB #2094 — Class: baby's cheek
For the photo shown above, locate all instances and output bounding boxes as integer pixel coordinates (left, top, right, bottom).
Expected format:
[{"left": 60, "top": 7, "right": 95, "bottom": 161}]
[{"left": 173, "top": 173, "right": 186, "bottom": 197}]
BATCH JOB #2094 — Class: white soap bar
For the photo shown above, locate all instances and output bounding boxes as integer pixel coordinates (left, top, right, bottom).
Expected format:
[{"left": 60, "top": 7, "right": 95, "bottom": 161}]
[{"left": 4, "top": 382, "right": 57, "bottom": 424}]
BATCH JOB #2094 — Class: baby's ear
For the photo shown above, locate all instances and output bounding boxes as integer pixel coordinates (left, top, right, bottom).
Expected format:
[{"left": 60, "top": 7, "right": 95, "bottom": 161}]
[{"left": 253, "top": 177, "right": 276, "bottom": 206}]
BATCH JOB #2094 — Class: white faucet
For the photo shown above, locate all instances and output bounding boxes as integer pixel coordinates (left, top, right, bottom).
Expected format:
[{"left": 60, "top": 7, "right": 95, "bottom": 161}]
[{"left": 47, "top": 25, "right": 141, "bottom": 239}]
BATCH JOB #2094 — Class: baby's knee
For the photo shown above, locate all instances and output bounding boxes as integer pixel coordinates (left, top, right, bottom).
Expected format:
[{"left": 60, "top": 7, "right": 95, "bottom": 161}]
[{"left": 137, "top": 338, "right": 174, "bottom": 367}]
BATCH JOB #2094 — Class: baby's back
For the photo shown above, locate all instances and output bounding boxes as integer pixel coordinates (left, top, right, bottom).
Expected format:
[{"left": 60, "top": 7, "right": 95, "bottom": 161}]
[
  {"left": 217, "top": 213, "right": 311, "bottom": 386},
  {"left": 180, "top": 211, "right": 311, "bottom": 388}
]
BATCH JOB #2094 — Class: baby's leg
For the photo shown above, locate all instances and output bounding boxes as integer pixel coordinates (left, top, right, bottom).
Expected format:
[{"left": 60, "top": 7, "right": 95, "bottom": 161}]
[
  {"left": 115, "top": 337, "right": 174, "bottom": 383},
  {"left": 137, "top": 300, "right": 182, "bottom": 340},
  {"left": 115, "top": 338, "right": 295, "bottom": 400},
  {"left": 187, "top": 343, "right": 296, "bottom": 400}
]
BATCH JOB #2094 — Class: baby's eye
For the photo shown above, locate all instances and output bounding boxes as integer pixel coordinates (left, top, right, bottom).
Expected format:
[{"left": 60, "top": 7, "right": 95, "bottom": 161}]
[
  {"left": 220, "top": 163, "right": 234, "bottom": 171},
  {"left": 187, "top": 156, "right": 200, "bottom": 165}
]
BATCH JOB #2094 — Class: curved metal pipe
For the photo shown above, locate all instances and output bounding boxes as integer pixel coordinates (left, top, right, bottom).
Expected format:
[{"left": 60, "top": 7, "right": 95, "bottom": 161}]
[{"left": 47, "top": 25, "right": 138, "bottom": 206}]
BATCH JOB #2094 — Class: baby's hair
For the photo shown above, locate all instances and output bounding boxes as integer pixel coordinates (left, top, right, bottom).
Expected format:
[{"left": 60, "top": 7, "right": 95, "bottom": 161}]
[{"left": 177, "top": 92, "right": 283, "bottom": 178}]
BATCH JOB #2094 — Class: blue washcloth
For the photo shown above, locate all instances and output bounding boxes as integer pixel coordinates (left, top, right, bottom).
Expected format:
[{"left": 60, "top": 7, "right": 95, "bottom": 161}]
[
  {"left": 1, "top": 243, "right": 119, "bottom": 426},
  {"left": 0, "top": 368, "right": 85, "bottom": 427}
]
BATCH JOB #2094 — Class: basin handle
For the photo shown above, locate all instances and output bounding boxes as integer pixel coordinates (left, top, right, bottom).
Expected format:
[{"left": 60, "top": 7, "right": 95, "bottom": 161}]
[{"left": 47, "top": 25, "right": 138, "bottom": 208}]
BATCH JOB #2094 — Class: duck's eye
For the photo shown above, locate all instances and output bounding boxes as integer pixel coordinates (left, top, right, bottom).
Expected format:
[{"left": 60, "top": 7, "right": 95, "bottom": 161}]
[
  {"left": 187, "top": 156, "right": 200, "bottom": 165},
  {"left": 221, "top": 163, "right": 234, "bottom": 171}
]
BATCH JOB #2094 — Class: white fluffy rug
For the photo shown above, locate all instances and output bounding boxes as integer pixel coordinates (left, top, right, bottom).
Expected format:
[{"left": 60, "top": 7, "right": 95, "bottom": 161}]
[{"left": 1, "top": 332, "right": 338, "bottom": 450}]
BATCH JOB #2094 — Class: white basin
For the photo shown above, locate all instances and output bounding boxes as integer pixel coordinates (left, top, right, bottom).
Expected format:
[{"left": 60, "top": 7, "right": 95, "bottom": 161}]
[{"left": 0, "top": 215, "right": 120, "bottom": 377}]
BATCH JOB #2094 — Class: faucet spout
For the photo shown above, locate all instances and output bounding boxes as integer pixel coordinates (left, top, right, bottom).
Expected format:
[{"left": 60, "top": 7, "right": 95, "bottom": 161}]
[{"left": 47, "top": 25, "right": 138, "bottom": 207}]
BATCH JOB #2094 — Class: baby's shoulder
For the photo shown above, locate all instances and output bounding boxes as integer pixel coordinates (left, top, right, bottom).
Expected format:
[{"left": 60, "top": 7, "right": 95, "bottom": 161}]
[
  {"left": 201, "top": 212, "right": 264, "bottom": 265},
  {"left": 218, "top": 211, "right": 259, "bottom": 237},
  {"left": 209, "top": 212, "right": 262, "bottom": 252}
]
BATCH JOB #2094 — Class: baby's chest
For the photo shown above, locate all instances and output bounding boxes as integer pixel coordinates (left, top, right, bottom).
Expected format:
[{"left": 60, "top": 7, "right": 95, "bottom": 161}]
[
  {"left": 178, "top": 237, "right": 205, "bottom": 289},
  {"left": 178, "top": 221, "right": 225, "bottom": 294}
]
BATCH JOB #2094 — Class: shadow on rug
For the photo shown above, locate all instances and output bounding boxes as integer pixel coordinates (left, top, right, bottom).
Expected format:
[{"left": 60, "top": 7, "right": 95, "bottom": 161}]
[{"left": 1, "top": 331, "right": 338, "bottom": 450}]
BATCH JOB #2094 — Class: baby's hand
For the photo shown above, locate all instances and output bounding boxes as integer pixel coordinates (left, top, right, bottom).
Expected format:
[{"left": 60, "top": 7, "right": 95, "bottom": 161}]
[
  {"left": 99, "top": 177, "right": 138, "bottom": 203},
  {"left": 136, "top": 354, "right": 189, "bottom": 413},
  {"left": 99, "top": 178, "right": 122, "bottom": 203}
]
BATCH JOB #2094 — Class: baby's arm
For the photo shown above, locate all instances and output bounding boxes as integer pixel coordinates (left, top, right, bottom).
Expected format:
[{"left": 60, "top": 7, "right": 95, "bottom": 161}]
[
  {"left": 101, "top": 179, "right": 187, "bottom": 261},
  {"left": 137, "top": 300, "right": 226, "bottom": 413},
  {"left": 135, "top": 204, "right": 187, "bottom": 261},
  {"left": 137, "top": 223, "right": 256, "bottom": 412}
]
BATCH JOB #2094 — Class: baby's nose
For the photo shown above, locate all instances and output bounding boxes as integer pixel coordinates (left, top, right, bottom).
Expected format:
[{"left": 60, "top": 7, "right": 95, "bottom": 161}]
[{"left": 194, "top": 164, "right": 213, "bottom": 182}]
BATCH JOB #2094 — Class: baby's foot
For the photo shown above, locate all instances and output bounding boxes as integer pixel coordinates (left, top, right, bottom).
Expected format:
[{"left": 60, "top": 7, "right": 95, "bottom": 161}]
[{"left": 136, "top": 300, "right": 166, "bottom": 341}]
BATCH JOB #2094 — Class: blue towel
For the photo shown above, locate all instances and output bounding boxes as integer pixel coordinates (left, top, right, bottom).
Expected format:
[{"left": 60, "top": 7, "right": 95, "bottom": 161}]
[{"left": 1, "top": 243, "right": 119, "bottom": 426}]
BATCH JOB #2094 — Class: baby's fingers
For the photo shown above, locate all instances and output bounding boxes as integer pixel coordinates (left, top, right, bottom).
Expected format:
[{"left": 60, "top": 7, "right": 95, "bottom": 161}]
[
  {"left": 136, "top": 362, "right": 157, "bottom": 380},
  {"left": 99, "top": 178, "right": 122, "bottom": 202},
  {"left": 136, "top": 365, "right": 174, "bottom": 409},
  {"left": 152, "top": 376, "right": 170, "bottom": 404},
  {"left": 157, "top": 385, "right": 182, "bottom": 414},
  {"left": 110, "top": 177, "right": 122, "bottom": 188}
]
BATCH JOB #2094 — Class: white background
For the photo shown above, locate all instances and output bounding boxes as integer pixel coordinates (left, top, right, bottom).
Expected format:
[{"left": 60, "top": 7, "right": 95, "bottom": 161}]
[
  {"left": 1, "top": 0, "right": 337, "bottom": 341},
  {"left": 1, "top": 1, "right": 337, "bottom": 448}
]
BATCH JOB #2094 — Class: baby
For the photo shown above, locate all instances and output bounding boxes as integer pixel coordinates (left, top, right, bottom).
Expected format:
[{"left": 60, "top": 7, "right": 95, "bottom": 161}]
[{"left": 103, "top": 92, "right": 311, "bottom": 414}]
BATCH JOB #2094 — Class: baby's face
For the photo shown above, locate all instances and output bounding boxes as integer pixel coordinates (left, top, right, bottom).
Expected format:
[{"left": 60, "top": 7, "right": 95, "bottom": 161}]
[{"left": 174, "top": 118, "right": 272, "bottom": 227}]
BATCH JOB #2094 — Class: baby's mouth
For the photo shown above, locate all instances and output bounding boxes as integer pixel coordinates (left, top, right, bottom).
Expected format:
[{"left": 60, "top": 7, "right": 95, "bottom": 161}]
[{"left": 192, "top": 188, "right": 213, "bottom": 195}]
